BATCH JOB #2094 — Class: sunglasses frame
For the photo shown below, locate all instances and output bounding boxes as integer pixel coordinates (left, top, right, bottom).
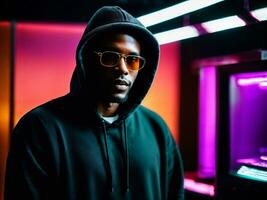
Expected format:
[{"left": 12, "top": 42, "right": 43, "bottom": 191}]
[{"left": 94, "top": 51, "right": 146, "bottom": 71}]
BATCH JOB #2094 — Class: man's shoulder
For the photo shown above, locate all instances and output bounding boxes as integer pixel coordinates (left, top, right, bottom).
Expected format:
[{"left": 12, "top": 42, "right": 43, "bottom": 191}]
[
  {"left": 134, "top": 106, "right": 174, "bottom": 141},
  {"left": 16, "top": 95, "right": 70, "bottom": 125},
  {"left": 137, "top": 105, "right": 161, "bottom": 117},
  {"left": 136, "top": 105, "right": 166, "bottom": 124}
]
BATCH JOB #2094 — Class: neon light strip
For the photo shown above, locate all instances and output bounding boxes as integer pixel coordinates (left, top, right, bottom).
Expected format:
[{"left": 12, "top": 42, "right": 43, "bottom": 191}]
[
  {"left": 137, "top": 0, "right": 224, "bottom": 27},
  {"left": 259, "top": 82, "right": 267, "bottom": 87},
  {"left": 198, "top": 66, "right": 216, "bottom": 179},
  {"left": 154, "top": 26, "right": 199, "bottom": 45},
  {"left": 258, "top": 81, "right": 267, "bottom": 90},
  {"left": 201, "top": 15, "right": 246, "bottom": 33},
  {"left": 237, "top": 77, "right": 267, "bottom": 86},
  {"left": 251, "top": 7, "right": 267, "bottom": 22},
  {"left": 184, "top": 178, "right": 215, "bottom": 196},
  {"left": 237, "top": 166, "right": 267, "bottom": 182},
  {"left": 152, "top": 7, "right": 265, "bottom": 44},
  {"left": 260, "top": 155, "right": 267, "bottom": 161}
]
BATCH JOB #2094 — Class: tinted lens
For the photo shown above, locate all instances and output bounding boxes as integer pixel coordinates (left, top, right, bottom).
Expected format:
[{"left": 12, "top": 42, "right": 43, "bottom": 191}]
[
  {"left": 126, "top": 56, "right": 144, "bottom": 70},
  {"left": 101, "top": 52, "right": 119, "bottom": 66},
  {"left": 98, "top": 51, "right": 145, "bottom": 70}
]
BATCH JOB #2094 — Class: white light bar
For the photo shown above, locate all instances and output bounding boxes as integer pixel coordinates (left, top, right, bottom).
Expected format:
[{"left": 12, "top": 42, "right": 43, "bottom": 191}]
[
  {"left": 201, "top": 15, "right": 246, "bottom": 33},
  {"left": 154, "top": 26, "right": 199, "bottom": 45},
  {"left": 259, "top": 82, "right": 267, "bottom": 87},
  {"left": 251, "top": 7, "right": 267, "bottom": 21},
  {"left": 238, "top": 76, "right": 267, "bottom": 86},
  {"left": 237, "top": 166, "right": 267, "bottom": 182},
  {"left": 137, "top": 0, "right": 224, "bottom": 27},
  {"left": 152, "top": 6, "right": 266, "bottom": 44}
]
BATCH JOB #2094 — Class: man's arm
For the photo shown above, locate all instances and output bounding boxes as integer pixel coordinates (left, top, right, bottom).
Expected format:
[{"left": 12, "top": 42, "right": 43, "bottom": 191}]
[{"left": 4, "top": 114, "right": 56, "bottom": 200}]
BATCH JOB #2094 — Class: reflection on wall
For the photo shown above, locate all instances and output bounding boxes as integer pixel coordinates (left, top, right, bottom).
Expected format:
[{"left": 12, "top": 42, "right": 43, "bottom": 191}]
[{"left": 0, "top": 21, "right": 11, "bottom": 200}]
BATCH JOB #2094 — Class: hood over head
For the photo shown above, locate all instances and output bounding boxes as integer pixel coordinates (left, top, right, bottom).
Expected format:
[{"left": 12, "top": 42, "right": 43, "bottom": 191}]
[{"left": 70, "top": 6, "right": 160, "bottom": 120}]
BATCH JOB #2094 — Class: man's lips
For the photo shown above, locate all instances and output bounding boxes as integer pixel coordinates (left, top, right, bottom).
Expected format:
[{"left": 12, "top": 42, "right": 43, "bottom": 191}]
[
  {"left": 114, "top": 79, "right": 130, "bottom": 86},
  {"left": 113, "top": 79, "right": 131, "bottom": 91}
]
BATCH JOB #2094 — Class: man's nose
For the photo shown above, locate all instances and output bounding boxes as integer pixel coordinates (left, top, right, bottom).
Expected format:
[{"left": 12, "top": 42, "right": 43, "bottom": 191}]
[{"left": 116, "top": 57, "right": 129, "bottom": 75}]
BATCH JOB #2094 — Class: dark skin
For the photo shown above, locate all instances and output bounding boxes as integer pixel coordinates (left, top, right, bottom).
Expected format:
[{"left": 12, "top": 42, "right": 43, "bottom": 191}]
[{"left": 94, "top": 34, "right": 141, "bottom": 117}]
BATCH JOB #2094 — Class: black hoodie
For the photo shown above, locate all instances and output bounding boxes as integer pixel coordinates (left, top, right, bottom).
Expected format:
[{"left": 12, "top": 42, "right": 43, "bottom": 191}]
[{"left": 5, "top": 6, "right": 184, "bottom": 200}]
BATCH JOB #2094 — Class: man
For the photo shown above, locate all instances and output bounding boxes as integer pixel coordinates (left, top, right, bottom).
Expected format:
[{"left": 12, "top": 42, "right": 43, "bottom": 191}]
[{"left": 5, "top": 6, "right": 184, "bottom": 200}]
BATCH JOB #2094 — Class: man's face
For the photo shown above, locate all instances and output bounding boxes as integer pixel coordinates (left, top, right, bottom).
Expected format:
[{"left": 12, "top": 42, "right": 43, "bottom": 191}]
[{"left": 94, "top": 33, "right": 141, "bottom": 103}]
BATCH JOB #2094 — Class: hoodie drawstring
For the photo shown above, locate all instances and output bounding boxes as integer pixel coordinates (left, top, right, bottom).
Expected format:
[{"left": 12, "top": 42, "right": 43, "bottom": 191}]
[
  {"left": 101, "top": 120, "right": 130, "bottom": 193},
  {"left": 123, "top": 120, "right": 130, "bottom": 192},
  {"left": 102, "top": 121, "right": 114, "bottom": 193}
]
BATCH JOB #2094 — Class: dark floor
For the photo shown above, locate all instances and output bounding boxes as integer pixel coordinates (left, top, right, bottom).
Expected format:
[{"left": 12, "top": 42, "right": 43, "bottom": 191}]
[{"left": 185, "top": 190, "right": 214, "bottom": 200}]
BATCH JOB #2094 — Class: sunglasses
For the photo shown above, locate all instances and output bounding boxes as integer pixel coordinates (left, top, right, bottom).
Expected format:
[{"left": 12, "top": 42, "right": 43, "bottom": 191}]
[{"left": 94, "top": 51, "right": 146, "bottom": 71}]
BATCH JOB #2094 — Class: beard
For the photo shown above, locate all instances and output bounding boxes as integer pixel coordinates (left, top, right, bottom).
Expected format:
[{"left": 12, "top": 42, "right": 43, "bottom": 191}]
[
  {"left": 93, "top": 71, "right": 133, "bottom": 105},
  {"left": 108, "top": 95, "right": 128, "bottom": 103},
  {"left": 100, "top": 89, "right": 129, "bottom": 104}
]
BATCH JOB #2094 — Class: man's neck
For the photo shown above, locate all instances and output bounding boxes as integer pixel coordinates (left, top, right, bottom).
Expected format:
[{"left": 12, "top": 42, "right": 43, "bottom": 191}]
[{"left": 97, "top": 101, "right": 120, "bottom": 117}]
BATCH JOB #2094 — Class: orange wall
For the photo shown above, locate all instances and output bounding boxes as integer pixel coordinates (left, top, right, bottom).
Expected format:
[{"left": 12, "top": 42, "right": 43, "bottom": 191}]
[
  {"left": 0, "top": 22, "right": 11, "bottom": 200},
  {"left": 143, "top": 42, "right": 180, "bottom": 142}
]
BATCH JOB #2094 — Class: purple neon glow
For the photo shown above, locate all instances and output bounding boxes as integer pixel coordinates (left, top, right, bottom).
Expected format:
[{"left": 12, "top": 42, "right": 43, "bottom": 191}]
[
  {"left": 198, "top": 66, "right": 216, "bottom": 178},
  {"left": 230, "top": 72, "right": 267, "bottom": 173},
  {"left": 184, "top": 178, "right": 215, "bottom": 196},
  {"left": 237, "top": 157, "right": 267, "bottom": 168}
]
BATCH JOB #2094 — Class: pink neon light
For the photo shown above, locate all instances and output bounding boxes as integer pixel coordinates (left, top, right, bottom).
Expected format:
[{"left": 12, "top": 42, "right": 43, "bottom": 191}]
[
  {"left": 198, "top": 66, "right": 216, "bottom": 178},
  {"left": 16, "top": 22, "right": 86, "bottom": 34},
  {"left": 260, "top": 156, "right": 267, "bottom": 161},
  {"left": 184, "top": 178, "right": 215, "bottom": 196}
]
